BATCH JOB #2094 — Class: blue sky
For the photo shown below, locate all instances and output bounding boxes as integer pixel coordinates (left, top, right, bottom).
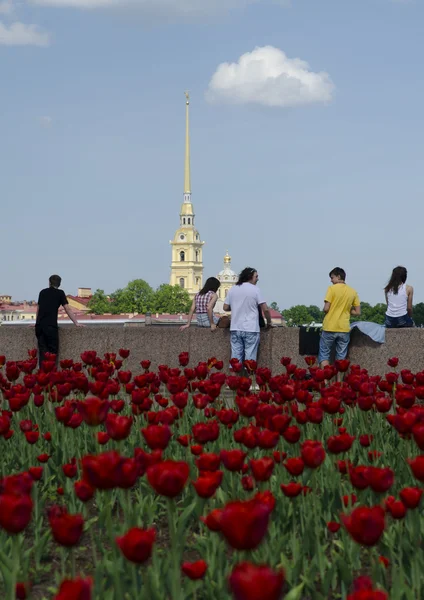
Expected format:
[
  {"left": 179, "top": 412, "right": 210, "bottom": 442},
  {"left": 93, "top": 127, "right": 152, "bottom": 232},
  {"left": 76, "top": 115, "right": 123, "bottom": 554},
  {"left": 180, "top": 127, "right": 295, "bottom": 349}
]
[{"left": 1, "top": 0, "right": 423, "bottom": 309}]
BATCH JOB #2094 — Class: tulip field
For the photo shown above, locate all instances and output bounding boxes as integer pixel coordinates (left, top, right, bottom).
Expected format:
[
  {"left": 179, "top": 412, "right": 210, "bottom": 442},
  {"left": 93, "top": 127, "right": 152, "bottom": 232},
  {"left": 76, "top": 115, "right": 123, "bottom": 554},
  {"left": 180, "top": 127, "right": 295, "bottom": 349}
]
[{"left": 1, "top": 350, "right": 424, "bottom": 599}]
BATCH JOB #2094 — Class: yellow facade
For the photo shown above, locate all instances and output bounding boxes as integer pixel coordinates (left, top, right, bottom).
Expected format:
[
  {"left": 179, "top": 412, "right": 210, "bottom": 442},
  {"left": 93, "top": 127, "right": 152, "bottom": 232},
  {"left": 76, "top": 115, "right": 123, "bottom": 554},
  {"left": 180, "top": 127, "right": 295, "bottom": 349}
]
[{"left": 170, "top": 93, "right": 204, "bottom": 297}]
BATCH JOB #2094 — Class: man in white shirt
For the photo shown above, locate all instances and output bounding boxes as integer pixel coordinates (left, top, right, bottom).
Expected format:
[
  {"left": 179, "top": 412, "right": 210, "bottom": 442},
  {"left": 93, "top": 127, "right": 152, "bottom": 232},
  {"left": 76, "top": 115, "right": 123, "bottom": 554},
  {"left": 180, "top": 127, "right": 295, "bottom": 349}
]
[{"left": 223, "top": 267, "right": 271, "bottom": 364}]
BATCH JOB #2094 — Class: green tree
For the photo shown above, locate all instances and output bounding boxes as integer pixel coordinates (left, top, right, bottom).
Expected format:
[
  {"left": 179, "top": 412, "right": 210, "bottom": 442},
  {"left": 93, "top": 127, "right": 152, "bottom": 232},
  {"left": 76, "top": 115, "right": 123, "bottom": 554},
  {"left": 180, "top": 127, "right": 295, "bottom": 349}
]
[
  {"left": 270, "top": 301, "right": 281, "bottom": 312},
  {"left": 153, "top": 284, "right": 192, "bottom": 314},
  {"left": 110, "top": 279, "right": 155, "bottom": 314},
  {"left": 87, "top": 289, "right": 111, "bottom": 315},
  {"left": 282, "top": 305, "right": 316, "bottom": 327},
  {"left": 306, "top": 305, "right": 325, "bottom": 323},
  {"left": 412, "top": 303, "right": 424, "bottom": 326},
  {"left": 351, "top": 302, "right": 386, "bottom": 324}
]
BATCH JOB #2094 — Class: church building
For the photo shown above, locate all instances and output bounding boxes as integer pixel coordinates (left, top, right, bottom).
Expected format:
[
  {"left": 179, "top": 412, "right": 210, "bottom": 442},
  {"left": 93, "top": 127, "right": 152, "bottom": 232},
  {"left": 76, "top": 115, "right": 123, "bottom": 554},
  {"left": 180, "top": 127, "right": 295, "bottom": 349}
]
[{"left": 169, "top": 93, "right": 204, "bottom": 298}]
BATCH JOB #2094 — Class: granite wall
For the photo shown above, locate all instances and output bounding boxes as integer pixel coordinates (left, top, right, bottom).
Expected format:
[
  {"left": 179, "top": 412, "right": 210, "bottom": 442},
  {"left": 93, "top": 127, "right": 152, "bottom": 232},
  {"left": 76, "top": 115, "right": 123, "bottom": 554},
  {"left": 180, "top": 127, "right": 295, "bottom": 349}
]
[{"left": 1, "top": 325, "right": 424, "bottom": 374}]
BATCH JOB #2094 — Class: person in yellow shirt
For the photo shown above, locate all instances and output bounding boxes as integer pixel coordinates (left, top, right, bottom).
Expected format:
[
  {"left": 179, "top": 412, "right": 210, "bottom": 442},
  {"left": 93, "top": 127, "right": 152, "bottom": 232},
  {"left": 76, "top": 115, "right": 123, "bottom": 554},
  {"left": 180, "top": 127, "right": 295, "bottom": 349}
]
[{"left": 318, "top": 267, "right": 361, "bottom": 368}]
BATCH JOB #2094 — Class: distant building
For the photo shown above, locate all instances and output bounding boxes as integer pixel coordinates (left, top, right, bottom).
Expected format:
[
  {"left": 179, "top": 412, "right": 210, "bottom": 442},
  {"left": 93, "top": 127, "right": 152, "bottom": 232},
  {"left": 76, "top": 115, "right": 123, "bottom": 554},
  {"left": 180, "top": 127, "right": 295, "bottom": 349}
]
[
  {"left": 0, "top": 295, "right": 12, "bottom": 304},
  {"left": 169, "top": 93, "right": 204, "bottom": 298},
  {"left": 67, "top": 288, "right": 93, "bottom": 313},
  {"left": 0, "top": 300, "right": 37, "bottom": 321}
]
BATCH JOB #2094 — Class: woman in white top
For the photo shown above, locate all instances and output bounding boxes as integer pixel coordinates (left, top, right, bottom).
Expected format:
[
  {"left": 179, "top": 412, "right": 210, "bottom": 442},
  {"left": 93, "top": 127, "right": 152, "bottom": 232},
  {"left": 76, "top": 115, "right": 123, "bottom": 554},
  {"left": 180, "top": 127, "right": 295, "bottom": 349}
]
[{"left": 384, "top": 266, "right": 414, "bottom": 328}]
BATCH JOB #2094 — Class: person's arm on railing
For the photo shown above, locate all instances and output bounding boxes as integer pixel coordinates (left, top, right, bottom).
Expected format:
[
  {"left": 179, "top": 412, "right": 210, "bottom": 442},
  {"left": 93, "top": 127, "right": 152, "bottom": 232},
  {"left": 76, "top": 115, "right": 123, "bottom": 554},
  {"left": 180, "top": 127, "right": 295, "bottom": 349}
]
[
  {"left": 207, "top": 293, "right": 218, "bottom": 331},
  {"left": 64, "top": 305, "right": 83, "bottom": 327},
  {"left": 180, "top": 299, "right": 196, "bottom": 331},
  {"left": 260, "top": 302, "right": 272, "bottom": 328},
  {"left": 407, "top": 286, "right": 414, "bottom": 317}
]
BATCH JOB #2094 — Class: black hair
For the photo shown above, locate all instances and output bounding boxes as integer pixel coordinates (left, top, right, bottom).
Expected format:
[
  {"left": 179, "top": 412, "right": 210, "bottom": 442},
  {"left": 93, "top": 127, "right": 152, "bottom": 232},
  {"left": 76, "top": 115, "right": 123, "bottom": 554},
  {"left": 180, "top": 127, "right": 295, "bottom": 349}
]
[
  {"left": 385, "top": 266, "right": 407, "bottom": 295},
  {"left": 236, "top": 267, "right": 257, "bottom": 286},
  {"left": 199, "top": 277, "right": 220, "bottom": 295},
  {"left": 329, "top": 267, "right": 346, "bottom": 281},
  {"left": 49, "top": 274, "right": 62, "bottom": 288}
]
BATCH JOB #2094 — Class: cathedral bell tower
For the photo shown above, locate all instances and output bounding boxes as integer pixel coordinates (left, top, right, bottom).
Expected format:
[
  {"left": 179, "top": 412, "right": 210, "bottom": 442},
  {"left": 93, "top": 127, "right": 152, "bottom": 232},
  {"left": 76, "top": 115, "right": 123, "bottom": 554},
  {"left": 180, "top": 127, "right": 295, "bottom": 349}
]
[{"left": 169, "top": 92, "right": 204, "bottom": 297}]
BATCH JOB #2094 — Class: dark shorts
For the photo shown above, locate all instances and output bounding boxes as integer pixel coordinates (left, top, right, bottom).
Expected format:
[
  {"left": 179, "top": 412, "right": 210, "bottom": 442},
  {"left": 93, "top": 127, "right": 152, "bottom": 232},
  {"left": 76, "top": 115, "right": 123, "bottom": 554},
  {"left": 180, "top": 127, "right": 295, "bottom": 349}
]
[{"left": 384, "top": 314, "right": 414, "bottom": 328}]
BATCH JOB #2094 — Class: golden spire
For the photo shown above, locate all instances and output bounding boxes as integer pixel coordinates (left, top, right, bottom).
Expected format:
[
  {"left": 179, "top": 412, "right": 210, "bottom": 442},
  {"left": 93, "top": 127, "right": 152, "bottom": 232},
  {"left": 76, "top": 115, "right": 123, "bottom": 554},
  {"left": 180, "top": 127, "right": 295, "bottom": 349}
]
[
  {"left": 184, "top": 91, "right": 191, "bottom": 196},
  {"left": 224, "top": 250, "right": 231, "bottom": 264}
]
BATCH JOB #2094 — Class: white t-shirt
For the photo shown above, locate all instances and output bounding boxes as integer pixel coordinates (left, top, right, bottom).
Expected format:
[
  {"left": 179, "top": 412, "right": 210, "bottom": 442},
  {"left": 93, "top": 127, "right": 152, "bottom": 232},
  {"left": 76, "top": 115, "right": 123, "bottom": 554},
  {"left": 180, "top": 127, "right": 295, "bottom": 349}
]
[{"left": 225, "top": 283, "right": 265, "bottom": 333}]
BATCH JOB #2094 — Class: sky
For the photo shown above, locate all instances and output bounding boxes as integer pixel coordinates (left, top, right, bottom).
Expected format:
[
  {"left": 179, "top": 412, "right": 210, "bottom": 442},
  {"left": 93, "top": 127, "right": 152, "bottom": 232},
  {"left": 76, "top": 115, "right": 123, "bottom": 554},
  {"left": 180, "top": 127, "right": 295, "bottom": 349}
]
[{"left": 1, "top": 0, "right": 423, "bottom": 310}]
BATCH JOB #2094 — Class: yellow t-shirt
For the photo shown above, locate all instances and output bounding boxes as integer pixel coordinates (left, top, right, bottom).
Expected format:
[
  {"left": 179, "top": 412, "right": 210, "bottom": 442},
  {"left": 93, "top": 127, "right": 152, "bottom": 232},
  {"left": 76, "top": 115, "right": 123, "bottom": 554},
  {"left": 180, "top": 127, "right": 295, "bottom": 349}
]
[{"left": 322, "top": 283, "right": 360, "bottom": 333}]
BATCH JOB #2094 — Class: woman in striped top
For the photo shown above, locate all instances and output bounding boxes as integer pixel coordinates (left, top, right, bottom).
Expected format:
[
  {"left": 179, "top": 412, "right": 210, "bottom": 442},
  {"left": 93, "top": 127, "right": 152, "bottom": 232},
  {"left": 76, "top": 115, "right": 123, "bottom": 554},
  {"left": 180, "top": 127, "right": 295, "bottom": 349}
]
[{"left": 180, "top": 277, "right": 221, "bottom": 331}]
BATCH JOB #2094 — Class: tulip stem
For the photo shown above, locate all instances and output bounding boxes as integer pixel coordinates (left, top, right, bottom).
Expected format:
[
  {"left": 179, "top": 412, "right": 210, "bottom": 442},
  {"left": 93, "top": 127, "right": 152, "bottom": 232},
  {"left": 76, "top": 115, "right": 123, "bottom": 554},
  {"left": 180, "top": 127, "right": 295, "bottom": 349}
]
[
  {"left": 9, "top": 535, "right": 20, "bottom": 600},
  {"left": 167, "top": 499, "right": 182, "bottom": 600},
  {"left": 71, "top": 548, "right": 76, "bottom": 579}
]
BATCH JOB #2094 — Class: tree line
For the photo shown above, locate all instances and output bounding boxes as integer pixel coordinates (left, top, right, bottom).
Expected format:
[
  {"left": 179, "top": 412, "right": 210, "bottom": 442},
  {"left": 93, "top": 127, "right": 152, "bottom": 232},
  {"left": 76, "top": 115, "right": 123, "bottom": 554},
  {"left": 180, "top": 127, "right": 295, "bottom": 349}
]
[
  {"left": 87, "top": 280, "right": 424, "bottom": 327},
  {"left": 87, "top": 280, "right": 192, "bottom": 315}
]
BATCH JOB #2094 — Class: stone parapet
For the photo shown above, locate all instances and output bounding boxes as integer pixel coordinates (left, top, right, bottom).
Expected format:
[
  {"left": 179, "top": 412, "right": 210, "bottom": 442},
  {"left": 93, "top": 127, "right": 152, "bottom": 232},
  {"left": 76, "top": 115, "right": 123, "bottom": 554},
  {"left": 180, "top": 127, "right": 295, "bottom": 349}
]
[{"left": 1, "top": 325, "right": 423, "bottom": 374}]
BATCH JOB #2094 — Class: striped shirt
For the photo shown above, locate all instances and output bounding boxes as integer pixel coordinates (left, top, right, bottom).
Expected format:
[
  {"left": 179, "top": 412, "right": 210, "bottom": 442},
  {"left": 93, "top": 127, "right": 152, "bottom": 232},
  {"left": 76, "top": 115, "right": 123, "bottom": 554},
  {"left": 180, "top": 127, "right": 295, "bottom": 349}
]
[{"left": 195, "top": 291, "right": 214, "bottom": 314}]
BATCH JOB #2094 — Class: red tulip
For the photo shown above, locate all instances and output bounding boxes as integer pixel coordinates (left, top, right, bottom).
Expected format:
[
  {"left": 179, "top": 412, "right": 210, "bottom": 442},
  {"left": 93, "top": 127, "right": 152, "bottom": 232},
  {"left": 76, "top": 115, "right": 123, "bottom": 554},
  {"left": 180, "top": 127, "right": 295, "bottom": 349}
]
[
  {"left": 341, "top": 505, "right": 385, "bottom": 546},
  {"left": 359, "top": 434, "right": 373, "bottom": 447},
  {"left": 386, "top": 500, "right": 407, "bottom": 519},
  {"left": 387, "top": 357, "right": 399, "bottom": 368},
  {"left": 181, "top": 560, "right": 208, "bottom": 580},
  {"left": 192, "top": 471, "right": 223, "bottom": 498},
  {"left": 54, "top": 577, "right": 92, "bottom": 600},
  {"left": 77, "top": 397, "right": 109, "bottom": 426},
  {"left": 200, "top": 509, "right": 222, "bottom": 532},
  {"left": 327, "top": 433, "right": 355, "bottom": 454},
  {"left": 178, "top": 352, "right": 189, "bottom": 367},
  {"left": 74, "top": 480, "right": 94, "bottom": 502},
  {"left": 147, "top": 460, "right": 189, "bottom": 498},
  {"left": 249, "top": 458, "right": 274, "bottom": 482},
  {"left": 348, "top": 465, "right": 370, "bottom": 490},
  {"left": 229, "top": 562, "right": 284, "bottom": 600},
  {"left": 283, "top": 457, "right": 304, "bottom": 477},
  {"left": 400, "top": 486, "right": 423, "bottom": 509},
  {"left": 82, "top": 451, "right": 138, "bottom": 490},
  {"left": 335, "top": 359, "right": 350, "bottom": 372},
  {"left": 408, "top": 455, "right": 424, "bottom": 481},
  {"left": 48, "top": 506, "right": 84, "bottom": 547},
  {"left": 62, "top": 458, "right": 78, "bottom": 479},
  {"left": 220, "top": 449, "right": 247, "bottom": 472},
  {"left": 327, "top": 521, "right": 341, "bottom": 533},
  {"left": 116, "top": 527, "right": 156, "bottom": 563},
  {"left": 142, "top": 425, "right": 172, "bottom": 450},
  {"left": 219, "top": 498, "right": 271, "bottom": 550},
  {"left": 97, "top": 432, "right": 110, "bottom": 445},
  {"left": 24, "top": 431, "right": 39, "bottom": 444},
  {"left": 282, "top": 425, "right": 301, "bottom": 444},
  {"left": 301, "top": 440, "right": 326, "bottom": 469},
  {"left": 15, "top": 582, "right": 28, "bottom": 599},
  {"left": 196, "top": 453, "right": 221, "bottom": 472},
  {"left": 366, "top": 467, "right": 394, "bottom": 493},
  {"left": 280, "top": 482, "right": 302, "bottom": 497},
  {"left": 105, "top": 414, "right": 132, "bottom": 441},
  {"left": 29, "top": 467, "right": 43, "bottom": 481},
  {"left": 0, "top": 493, "right": 33, "bottom": 533}
]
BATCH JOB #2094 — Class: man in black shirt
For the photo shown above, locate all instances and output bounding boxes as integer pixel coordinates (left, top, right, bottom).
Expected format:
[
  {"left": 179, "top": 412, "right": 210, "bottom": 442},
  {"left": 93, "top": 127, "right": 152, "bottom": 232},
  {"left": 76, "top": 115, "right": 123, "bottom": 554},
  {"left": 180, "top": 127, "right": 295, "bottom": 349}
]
[{"left": 35, "top": 274, "right": 82, "bottom": 366}]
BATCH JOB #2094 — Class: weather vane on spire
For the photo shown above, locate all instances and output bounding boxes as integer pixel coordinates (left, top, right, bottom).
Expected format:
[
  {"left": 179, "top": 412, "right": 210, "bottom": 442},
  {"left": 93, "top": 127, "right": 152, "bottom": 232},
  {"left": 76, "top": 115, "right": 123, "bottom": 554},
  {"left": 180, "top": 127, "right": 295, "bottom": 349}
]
[{"left": 185, "top": 91, "right": 190, "bottom": 105}]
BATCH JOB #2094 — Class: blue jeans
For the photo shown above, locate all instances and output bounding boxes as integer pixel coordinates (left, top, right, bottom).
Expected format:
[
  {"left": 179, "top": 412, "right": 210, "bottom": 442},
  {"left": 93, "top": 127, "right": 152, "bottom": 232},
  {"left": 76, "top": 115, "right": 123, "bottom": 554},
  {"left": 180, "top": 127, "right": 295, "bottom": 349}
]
[
  {"left": 230, "top": 331, "right": 260, "bottom": 363},
  {"left": 384, "top": 314, "right": 414, "bottom": 328},
  {"left": 318, "top": 331, "right": 350, "bottom": 363}
]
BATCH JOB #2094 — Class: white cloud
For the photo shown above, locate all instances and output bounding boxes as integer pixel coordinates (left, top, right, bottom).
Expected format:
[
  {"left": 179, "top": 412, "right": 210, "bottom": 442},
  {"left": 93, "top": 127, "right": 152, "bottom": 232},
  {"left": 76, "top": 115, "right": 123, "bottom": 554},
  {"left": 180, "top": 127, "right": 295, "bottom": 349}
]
[
  {"left": 206, "top": 46, "right": 335, "bottom": 108},
  {"left": 0, "top": 20, "right": 50, "bottom": 45},
  {"left": 38, "top": 116, "right": 53, "bottom": 127},
  {"left": 0, "top": 1, "right": 14, "bottom": 15}
]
